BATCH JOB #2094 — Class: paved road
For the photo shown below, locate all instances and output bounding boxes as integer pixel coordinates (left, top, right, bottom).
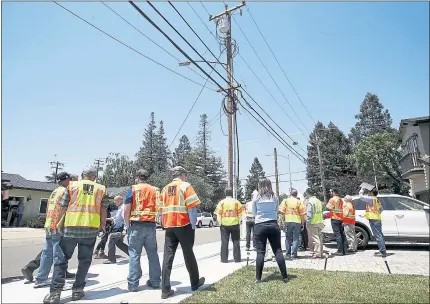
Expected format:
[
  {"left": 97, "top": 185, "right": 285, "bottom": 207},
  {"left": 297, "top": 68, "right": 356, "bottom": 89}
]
[{"left": 1, "top": 227, "right": 221, "bottom": 280}]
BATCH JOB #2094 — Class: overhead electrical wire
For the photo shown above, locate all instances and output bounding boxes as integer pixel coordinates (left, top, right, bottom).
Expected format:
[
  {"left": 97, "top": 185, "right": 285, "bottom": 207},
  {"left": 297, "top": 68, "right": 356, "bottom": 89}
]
[
  {"left": 53, "top": 2, "right": 217, "bottom": 92},
  {"left": 101, "top": 1, "right": 218, "bottom": 91}
]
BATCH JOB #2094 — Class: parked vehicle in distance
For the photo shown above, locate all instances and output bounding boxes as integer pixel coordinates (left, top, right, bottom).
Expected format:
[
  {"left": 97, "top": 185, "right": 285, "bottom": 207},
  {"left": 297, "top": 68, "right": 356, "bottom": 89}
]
[
  {"left": 322, "top": 194, "right": 430, "bottom": 249},
  {"left": 196, "top": 212, "right": 214, "bottom": 228}
]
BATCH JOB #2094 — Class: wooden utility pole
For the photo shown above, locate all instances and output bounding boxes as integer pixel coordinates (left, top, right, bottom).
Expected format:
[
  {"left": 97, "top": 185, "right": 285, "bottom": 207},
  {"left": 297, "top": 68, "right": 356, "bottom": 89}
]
[
  {"left": 274, "top": 148, "right": 279, "bottom": 197},
  {"left": 94, "top": 158, "right": 104, "bottom": 180},
  {"left": 210, "top": 2, "right": 246, "bottom": 197},
  {"left": 49, "top": 160, "right": 65, "bottom": 183}
]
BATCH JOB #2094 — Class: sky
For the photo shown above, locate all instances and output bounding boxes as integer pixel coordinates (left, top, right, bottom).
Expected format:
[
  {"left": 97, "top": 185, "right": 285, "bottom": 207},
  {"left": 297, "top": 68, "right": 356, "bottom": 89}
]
[{"left": 2, "top": 1, "right": 429, "bottom": 195}]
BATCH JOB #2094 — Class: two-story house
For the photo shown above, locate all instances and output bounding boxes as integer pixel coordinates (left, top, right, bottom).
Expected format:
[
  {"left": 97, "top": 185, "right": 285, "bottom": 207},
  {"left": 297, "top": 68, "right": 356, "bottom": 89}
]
[{"left": 399, "top": 116, "right": 430, "bottom": 203}]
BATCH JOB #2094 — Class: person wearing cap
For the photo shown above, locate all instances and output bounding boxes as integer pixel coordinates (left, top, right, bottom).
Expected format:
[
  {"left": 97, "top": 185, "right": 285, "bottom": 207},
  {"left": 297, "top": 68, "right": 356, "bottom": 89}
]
[
  {"left": 304, "top": 189, "right": 325, "bottom": 258},
  {"left": 44, "top": 168, "right": 109, "bottom": 304},
  {"left": 123, "top": 169, "right": 162, "bottom": 292},
  {"left": 21, "top": 172, "right": 76, "bottom": 288},
  {"left": 159, "top": 166, "right": 205, "bottom": 299}
]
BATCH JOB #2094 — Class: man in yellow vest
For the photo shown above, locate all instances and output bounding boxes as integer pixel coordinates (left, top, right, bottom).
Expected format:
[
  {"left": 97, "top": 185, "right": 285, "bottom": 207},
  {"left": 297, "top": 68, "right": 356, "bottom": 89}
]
[
  {"left": 21, "top": 172, "right": 75, "bottom": 287},
  {"left": 304, "top": 190, "right": 325, "bottom": 258},
  {"left": 44, "top": 168, "right": 109, "bottom": 304},
  {"left": 279, "top": 189, "right": 305, "bottom": 260},
  {"left": 215, "top": 187, "right": 243, "bottom": 263},
  {"left": 361, "top": 188, "right": 386, "bottom": 257}
]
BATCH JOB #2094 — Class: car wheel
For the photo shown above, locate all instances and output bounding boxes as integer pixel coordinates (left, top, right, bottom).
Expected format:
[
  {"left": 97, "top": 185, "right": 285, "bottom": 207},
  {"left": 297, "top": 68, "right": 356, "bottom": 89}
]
[
  {"left": 197, "top": 221, "right": 202, "bottom": 228},
  {"left": 355, "top": 225, "right": 369, "bottom": 249},
  {"left": 209, "top": 221, "right": 213, "bottom": 227}
]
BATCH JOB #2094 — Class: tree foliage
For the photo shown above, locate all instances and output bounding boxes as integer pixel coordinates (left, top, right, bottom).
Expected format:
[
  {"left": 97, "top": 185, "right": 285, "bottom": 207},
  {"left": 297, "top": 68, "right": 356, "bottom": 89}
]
[
  {"left": 173, "top": 135, "right": 191, "bottom": 167},
  {"left": 100, "top": 153, "right": 135, "bottom": 187},
  {"left": 135, "top": 112, "right": 157, "bottom": 175},
  {"left": 244, "top": 157, "right": 265, "bottom": 201}
]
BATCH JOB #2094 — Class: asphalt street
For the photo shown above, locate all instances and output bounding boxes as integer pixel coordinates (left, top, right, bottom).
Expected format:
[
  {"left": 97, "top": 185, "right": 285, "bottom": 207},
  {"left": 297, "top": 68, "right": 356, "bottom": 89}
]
[{"left": 1, "top": 227, "right": 221, "bottom": 281}]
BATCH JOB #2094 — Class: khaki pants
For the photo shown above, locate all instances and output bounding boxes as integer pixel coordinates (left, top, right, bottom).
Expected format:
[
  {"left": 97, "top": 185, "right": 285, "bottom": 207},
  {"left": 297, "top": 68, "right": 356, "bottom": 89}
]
[
  {"left": 307, "top": 223, "right": 324, "bottom": 257},
  {"left": 344, "top": 224, "right": 357, "bottom": 251}
]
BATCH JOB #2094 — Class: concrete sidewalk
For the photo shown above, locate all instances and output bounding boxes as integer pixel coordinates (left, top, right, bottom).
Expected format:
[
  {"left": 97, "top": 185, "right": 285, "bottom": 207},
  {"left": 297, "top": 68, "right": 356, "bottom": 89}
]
[
  {"left": 1, "top": 240, "right": 248, "bottom": 304},
  {"left": 1, "top": 227, "right": 46, "bottom": 240}
]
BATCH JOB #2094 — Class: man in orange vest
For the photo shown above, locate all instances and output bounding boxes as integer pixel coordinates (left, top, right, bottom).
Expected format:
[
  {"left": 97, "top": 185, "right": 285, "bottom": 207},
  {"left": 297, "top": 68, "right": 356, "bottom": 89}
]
[
  {"left": 343, "top": 195, "right": 357, "bottom": 252},
  {"left": 326, "top": 189, "right": 348, "bottom": 256},
  {"left": 159, "top": 166, "right": 205, "bottom": 299},
  {"left": 123, "top": 169, "right": 161, "bottom": 292}
]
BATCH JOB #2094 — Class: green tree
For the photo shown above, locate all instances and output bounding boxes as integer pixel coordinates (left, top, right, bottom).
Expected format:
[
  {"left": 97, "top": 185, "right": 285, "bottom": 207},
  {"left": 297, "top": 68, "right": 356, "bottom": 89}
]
[
  {"left": 350, "top": 93, "right": 395, "bottom": 146},
  {"left": 245, "top": 157, "right": 265, "bottom": 201},
  {"left": 136, "top": 112, "right": 157, "bottom": 174},
  {"left": 352, "top": 131, "right": 408, "bottom": 194},
  {"left": 173, "top": 135, "right": 192, "bottom": 167},
  {"left": 44, "top": 172, "right": 57, "bottom": 183},
  {"left": 154, "top": 120, "right": 170, "bottom": 172},
  {"left": 100, "top": 153, "right": 135, "bottom": 187},
  {"left": 236, "top": 177, "right": 244, "bottom": 203}
]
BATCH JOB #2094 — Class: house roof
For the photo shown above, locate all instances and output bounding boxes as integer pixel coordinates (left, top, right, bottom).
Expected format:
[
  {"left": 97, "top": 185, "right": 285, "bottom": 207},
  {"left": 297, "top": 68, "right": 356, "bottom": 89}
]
[
  {"left": 106, "top": 186, "right": 130, "bottom": 197},
  {"left": 398, "top": 116, "right": 430, "bottom": 140},
  {"left": 2, "top": 173, "right": 56, "bottom": 192}
]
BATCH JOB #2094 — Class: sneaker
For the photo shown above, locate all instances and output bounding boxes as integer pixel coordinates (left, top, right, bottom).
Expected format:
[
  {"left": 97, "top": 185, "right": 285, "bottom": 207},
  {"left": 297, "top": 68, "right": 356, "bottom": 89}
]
[
  {"left": 282, "top": 277, "right": 288, "bottom": 283},
  {"left": 93, "top": 251, "right": 99, "bottom": 258},
  {"left": 191, "top": 277, "right": 205, "bottom": 291},
  {"left": 255, "top": 279, "right": 262, "bottom": 284},
  {"left": 146, "top": 280, "right": 160, "bottom": 289},
  {"left": 374, "top": 252, "right": 387, "bottom": 257},
  {"left": 66, "top": 271, "right": 76, "bottom": 279},
  {"left": 161, "top": 289, "right": 174, "bottom": 299},
  {"left": 103, "top": 260, "right": 116, "bottom": 264},
  {"left": 43, "top": 290, "right": 61, "bottom": 304},
  {"left": 71, "top": 290, "right": 85, "bottom": 301},
  {"left": 34, "top": 279, "right": 51, "bottom": 289},
  {"left": 21, "top": 267, "right": 34, "bottom": 282}
]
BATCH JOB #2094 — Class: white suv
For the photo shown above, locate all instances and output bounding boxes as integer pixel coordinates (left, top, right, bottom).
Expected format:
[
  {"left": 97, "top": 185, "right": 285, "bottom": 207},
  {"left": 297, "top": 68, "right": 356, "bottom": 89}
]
[
  {"left": 322, "top": 194, "right": 430, "bottom": 249},
  {"left": 196, "top": 212, "right": 214, "bottom": 228}
]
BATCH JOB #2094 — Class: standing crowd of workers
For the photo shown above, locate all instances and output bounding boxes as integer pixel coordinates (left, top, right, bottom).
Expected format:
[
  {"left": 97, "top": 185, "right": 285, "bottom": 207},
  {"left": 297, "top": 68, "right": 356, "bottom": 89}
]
[{"left": 18, "top": 163, "right": 386, "bottom": 304}]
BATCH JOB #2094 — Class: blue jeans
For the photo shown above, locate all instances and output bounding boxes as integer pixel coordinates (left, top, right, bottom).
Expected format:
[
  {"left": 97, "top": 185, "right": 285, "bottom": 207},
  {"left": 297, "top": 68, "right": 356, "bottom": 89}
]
[
  {"left": 369, "top": 220, "right": 386, "bottom": 254},
  {"left": 36, "top": 233, "right": 64, "bottom": 283},
  {"left": 127, "top": 222, "right": 161, "bottom": 291},
  {"left": 284, "top": 222, "right": 301, "bottom": 257}
]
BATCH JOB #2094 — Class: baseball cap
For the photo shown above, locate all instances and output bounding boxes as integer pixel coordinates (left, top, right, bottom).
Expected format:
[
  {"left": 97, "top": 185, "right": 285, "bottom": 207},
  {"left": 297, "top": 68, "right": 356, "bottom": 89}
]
[
  {"left": 171, "top": 166, "right": 187, "bottom": 175},
  {"left": 82, "top": 168, "right": 97, "bottom": 177},
  {"left": 57, "top": 172, "right": 71, "bottom": 181}
]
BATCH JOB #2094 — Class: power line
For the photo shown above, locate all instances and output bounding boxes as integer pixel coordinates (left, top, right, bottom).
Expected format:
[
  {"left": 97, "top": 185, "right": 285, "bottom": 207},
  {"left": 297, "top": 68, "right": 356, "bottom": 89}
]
[
  {"left": 246, "top": 6, "right": 317, "bottom": 125},
  {"left": 53, "top": 2, "right": 217, "bottom": 92},
  {"left": 101, "top": 1, "right": 218, "bottom": 91}
]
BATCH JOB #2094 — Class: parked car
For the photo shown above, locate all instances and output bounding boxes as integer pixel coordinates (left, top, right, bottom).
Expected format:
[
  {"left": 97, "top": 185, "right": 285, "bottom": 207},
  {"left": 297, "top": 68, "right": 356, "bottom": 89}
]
[
  {"left": 196, "top": 212, "right": 214, "bottom": 228},
  {"left": 322, "top": 194, "right": 430, "bottom": 249}
]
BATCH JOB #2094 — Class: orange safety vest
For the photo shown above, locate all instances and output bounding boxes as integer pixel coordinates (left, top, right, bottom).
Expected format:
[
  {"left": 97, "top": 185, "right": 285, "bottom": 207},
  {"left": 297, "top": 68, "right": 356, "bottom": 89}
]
[
  {"left": 343, "top": 202, "right": 356, "bottom": 224},
  {"left": 129, "top": 183, "right": 160, "bottom": 223},
  {"left": 328, "top": 196, "right": 344, "bottom": 220},
  {"left": 45, "top": 186, "right": 67, "bottom": 229},
  {"left": 161, "top": 179, "right": 201, "bottom": 228}
]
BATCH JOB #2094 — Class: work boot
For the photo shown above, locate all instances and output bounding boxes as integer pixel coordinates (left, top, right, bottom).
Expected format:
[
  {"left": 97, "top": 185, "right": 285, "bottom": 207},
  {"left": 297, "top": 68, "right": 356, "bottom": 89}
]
[
  {"left": 191, "top": 277, "right": 205, "bottom": 291},
  {"left": 103, "top": 260, "right": 116, "bottom": 264},
  {"left": 21, "top": 267, "right": 34, "bottom": 282},
  {"left": 93, "top": 251, "right": 99, "bottom": 258},
  {"left": 43, "top": 290, "right": 61, "bottom": 304},
  {"left": 146, "top": 280, "right": 160, "bottom": 289},
  {"left": 66, "top": 271, "right": 76, "bottom": 279},
  {"left": 72, "top": 290, "right": 85, "bottom": 301},
  {"left": 161, "top": 289, "right": 174, "bottom": 299},
  {"left": 34, "top": 279, "right": 51, "bottom": 289}
]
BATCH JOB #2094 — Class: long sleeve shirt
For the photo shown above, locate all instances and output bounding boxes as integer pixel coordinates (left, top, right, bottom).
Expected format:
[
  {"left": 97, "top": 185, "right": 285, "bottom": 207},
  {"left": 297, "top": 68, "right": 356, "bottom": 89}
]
[
  {"left": 113, "top": 204, "right": 125, "bottom": 229},
  {"left": 306, "top": 203, "right": 313, "bottom": 222}
]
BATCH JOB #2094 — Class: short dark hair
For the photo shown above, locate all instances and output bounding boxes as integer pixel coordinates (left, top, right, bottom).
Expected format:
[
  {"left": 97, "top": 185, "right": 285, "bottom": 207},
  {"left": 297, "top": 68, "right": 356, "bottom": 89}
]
[
  {"left": 371, "top": 188, "right": 379, "bottom": 196},
  {"left": 136, "top": 169, "right": 150, "bottom": 180},
  {"left": 331, "top": 188, "right": 339, "bottom": 195},
  {"left": 225, "top": 187, "right": 233, "bottom": 197},
  {"left": 290, "top": 189, "right": 298, "bottom": 197}
]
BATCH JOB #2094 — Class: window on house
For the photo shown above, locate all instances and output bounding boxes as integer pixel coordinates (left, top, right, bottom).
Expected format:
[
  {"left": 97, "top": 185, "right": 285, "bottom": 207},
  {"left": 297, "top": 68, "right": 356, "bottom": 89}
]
[{"left": 39, "top": 198, "right": 48, "bottom": 214}]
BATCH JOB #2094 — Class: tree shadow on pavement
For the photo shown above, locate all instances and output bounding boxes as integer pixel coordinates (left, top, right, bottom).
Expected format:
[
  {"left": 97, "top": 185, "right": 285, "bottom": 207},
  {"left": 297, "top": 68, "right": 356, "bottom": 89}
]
[{"left": 262, "top": 273, "right": 297, "bottom": 283}]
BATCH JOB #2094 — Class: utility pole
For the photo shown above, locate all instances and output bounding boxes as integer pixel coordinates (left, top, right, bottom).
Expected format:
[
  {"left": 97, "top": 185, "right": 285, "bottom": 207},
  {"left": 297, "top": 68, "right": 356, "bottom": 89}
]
[
  {"left": 210, "top": 2, "right": 246, "bottom": 200},
  {"left": 274, "top": 148, "right": 279, "bottom": 197},
  {"left": 287, "top": 154, "right": 292, "bottom": 193},
  {"left": 315, "top": 133, "right": 328, "bottom": 203},
  {"left": 94, "top": 158, "right": 104, "bottom": 180},
  {"left": 49, "top": 159, "right": 65, "bottom": 183}
]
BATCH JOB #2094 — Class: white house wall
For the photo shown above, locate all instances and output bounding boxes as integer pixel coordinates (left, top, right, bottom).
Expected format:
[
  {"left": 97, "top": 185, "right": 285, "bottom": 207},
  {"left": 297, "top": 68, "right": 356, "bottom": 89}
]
[{"left": 7, "top": 188, "right": 52, "bottom": 222}]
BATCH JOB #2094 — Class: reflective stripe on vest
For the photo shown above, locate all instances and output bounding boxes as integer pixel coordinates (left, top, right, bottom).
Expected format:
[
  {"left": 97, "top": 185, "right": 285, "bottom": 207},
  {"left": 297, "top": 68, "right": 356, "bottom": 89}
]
[
  {"left": 343, "top": 202, "right": 356, "bottom": 224},
  {"left": 365, "top": 197, "right": 381, "bottom": 220},
  {"left": 309, "top": 197, "right": 323, "bottom": 225},
  {"left": 161, "top": 180, "right": 199, "bottom": 228},
  {"left": 45, "top": 186, "right": 66, "bottom": 229},
  {"left": 284, "top": 198, "right": 302, "bottom": 223},
  {"left": 64, "top": 180, "right": 105, "bottom": 228},
  {"left": 330, "top": 197, "right": 344, "bottom": 220},
  {"left": 130, "top": 183, "right": 159, "bottom": 223},
  {"left": 219, "top": 198, "right": 240, "bottom": 226}
]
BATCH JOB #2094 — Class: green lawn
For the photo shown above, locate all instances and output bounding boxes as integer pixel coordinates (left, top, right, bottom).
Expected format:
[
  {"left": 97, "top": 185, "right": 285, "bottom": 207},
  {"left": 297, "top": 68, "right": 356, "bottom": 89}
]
[{"left": 183, "top": 266, "right": 430, "bottom": 303}]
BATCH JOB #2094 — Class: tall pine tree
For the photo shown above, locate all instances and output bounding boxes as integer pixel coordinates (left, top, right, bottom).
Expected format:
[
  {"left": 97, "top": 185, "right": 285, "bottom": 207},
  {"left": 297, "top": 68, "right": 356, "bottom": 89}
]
[
  {"left": 245, "top": 157, "right": 265, "bottom": 201},
  {"left": 136, "top": 112, "right": 157, "bottom": 174},
  {"left": 236, "top": 177, "right": 244, "bottom": 202},
  {"left": 154, "top": 120, "right": 170, "bottom": 172},
  {"left": 173, "top": 135, "right": 191, "bottom": 167}
]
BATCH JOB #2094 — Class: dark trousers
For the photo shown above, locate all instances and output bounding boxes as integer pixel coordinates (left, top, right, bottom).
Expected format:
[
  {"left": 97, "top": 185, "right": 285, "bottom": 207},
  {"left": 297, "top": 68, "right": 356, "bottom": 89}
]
[
  {"left": 51, "top": 237, "right": 96, "bottom": 292},
  {"left": 246, "top": 221, "right": 256, "bottom": 249},
  {"left": 15, "top": 214, "right": 23, "bottom": 227},
  {"left": 24, "top": 251, "right": 42, "bottom": 273},
  {"left": 254, "top": 221, "right": 287, "bottom": 281},
  {"left": 299, "top": 222, "right": 309, "bottom": 250},
  {"left": 107, "top": 229, "right": 129, "bottom": 262},
  {"left": 95, "top": 232, "right": 109, "bottom": 253},
  {"left": 220, "top": 224, "right": 241, "bottom": 263},
  {"left": 162, "top": 224, "right": 199, "bottom": 293},
  {"left": 331, "top": 219, "right": 348, "bottom": 254}
]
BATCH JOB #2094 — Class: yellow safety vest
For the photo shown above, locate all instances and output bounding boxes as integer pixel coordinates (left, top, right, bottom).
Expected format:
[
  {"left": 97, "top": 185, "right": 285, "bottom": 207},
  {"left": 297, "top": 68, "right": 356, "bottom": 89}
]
[
  {"left": 45, "top": 186, "right": 66, "bottom": 229},
  {"left": 64, "top": 180, "right": 106, "bottom": 229},
  {"left": 308, "top": 197, "right": 323, "bottom": 225},
  {"left": 216, "top": 198, "right": 242, "bottom": 226},
  {"left": 280, "top": 197, "right": 304, "bottom": 224},
  {"left": 365, "top": 197, "right": 381, "bottom": 220}
]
